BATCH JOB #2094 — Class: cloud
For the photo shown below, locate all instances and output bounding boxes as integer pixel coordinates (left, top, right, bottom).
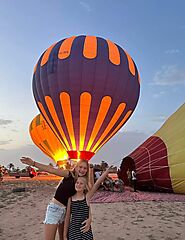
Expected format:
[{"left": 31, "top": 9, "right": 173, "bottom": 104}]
[
  {"left": 80, "top": 1, "right": 92, "bottom": 12},
  {"left": 27, "top": 144, "right": 35, "bottom": 147},
  {"left": 153, "top": 91, "right": 165, "bottom": 98},
  {"left": 0, "top": 119, "right": 13, "bottom": 125},
  {"left": 165, "top": 49, "right": 179, "bottom": 54},
  {"left": 11, "top": 129, "right": 18, "bottom": 132},
  {"left": 0, "top": 140, "right": 13, "bottom": 145},
  {"left": 152, "top": 65, "right": 185, "bottom": 86}
]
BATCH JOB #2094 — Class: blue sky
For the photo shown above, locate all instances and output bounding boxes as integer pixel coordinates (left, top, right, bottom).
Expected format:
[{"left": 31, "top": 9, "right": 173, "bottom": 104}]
[{"left": 0, "top": 0, "right": 185, "bottom": 168}]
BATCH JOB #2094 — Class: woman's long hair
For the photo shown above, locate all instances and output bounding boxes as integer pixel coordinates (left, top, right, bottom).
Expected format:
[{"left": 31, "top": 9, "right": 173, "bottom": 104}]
[{"left": 72, "top": 159, "right": 89, "bottom": 177}]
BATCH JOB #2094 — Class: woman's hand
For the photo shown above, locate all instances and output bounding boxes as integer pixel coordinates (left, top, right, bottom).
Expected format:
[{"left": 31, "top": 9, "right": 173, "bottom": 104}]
[
  {"left": 20, "top": 157, "right": 34, "bottom": 166},
  {"left": 89, "top": 163, "right": 94, "bottom": 169},
  {"left": 80, "top": 218, "right": 91, "bottom": 233}
]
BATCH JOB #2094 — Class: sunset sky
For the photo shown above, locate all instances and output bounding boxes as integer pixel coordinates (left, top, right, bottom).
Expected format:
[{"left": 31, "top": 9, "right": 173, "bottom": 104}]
[{"left": 0, "top": 0, "right": 185, "bottom": 168}]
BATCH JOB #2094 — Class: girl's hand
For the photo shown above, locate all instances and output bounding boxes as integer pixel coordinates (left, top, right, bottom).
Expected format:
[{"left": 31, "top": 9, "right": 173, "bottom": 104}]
[
  {"left": 20, "top": 157, "right": 34, "bottom": 166},
  {"left": 80, "top": 218, "right": 91, "bottom": 233}
]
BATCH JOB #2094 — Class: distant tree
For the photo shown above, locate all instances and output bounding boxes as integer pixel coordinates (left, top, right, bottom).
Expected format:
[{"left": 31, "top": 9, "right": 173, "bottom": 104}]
[
  {"left": 93, "top": 161, "right": 117, "bottom": 172},
  {"left": 15, "top": 167, "right": 20, "bottom": 172},
  {"left": 100, "top": 160, "right": 108, "bottom": 170},
  {"left": 93, "top": 164, "right": 101, "bottom": 171},
  {"left": 7, "top": 163, "right": 15, "bottom": 172}
]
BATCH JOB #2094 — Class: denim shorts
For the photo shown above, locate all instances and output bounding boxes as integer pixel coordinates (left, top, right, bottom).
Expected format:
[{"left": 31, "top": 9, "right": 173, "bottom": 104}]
[{"left": 43, "top": 202, "right": 66, "bottom": 224}]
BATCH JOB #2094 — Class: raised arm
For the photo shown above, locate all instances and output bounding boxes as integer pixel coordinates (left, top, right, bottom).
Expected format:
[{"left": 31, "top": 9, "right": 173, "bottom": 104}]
[
  {"left": 63, "top": 197, "right": 71, "bottom": 240},
  {"left": 87, "top": 166, "right": 112, "bottom": 200},
  {"left": 88, "top": 164, "right": 94, "bottom": 190},
  {"left": 20, "top": 157, "right": 69, "bottom": 177}
]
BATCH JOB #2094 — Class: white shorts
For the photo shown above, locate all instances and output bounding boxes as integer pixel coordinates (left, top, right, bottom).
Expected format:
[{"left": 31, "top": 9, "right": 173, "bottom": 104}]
[{"left": 43, "top": 202, "right": 66, "bottom": 224}]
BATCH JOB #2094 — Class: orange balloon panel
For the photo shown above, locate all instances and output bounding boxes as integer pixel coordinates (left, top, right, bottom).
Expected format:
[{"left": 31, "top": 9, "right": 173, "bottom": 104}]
[{"left": 29, "top": 114, "right": 68, "bottom": 166}]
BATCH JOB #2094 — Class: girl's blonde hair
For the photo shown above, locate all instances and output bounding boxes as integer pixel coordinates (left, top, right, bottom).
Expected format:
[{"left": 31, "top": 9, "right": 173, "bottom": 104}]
[
  {"left": 76, "top": 176, "right": 89, "bottom": 194},
  {"left": 72, "top": 159, "right": 91, "bottom": 189}
]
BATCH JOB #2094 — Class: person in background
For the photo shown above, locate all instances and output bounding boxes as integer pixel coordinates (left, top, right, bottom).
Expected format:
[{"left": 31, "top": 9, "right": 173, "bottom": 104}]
[
  {"left": 131, "top": 169, "right": 137, "bottom": 192},
  {"left": 127, "top": 170, "right": 132, "bottom": 186},
  {"left": 102, "top": 175, "right": 114, "bottom": 191},
  {"left": 113, "top": 179, "right": 124, "bottom": 192},
  {"left": 94, "top": 170, "right": 102, "bottom": 182},
  {"left": 20, "top": 156, "right": 92, "bottom": 240},
  {"left": 0, "top": 165, "right": 3, "bottom": 184},
  {"left": 27, "top": 166, "right": 37, "bottom": 178}
]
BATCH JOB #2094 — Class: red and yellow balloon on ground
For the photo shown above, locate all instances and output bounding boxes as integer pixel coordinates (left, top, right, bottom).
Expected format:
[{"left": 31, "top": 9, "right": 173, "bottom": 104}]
[
  {"left": 121, "top": 103, "right": 185, "bottom": 194},
  {"left": 32, "top": 35, "right": 140, "bottom": 161},
  {"left": 29, "top": 114, "right": 68, "bottom": 168}
]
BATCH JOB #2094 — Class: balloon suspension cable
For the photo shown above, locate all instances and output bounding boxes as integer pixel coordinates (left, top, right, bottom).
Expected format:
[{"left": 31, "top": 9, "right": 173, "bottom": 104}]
[{"left": 131, "top": 134, "right": 185, "bottom": 165}]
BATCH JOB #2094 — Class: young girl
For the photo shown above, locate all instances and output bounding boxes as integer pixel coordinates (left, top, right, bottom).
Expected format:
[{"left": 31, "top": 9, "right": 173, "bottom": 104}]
[
  {"left": 63, "top": 166, "right": 112, "bottom": 240},
  {"left": 20, "top": 156, "right": 93, "bottom": 240}
]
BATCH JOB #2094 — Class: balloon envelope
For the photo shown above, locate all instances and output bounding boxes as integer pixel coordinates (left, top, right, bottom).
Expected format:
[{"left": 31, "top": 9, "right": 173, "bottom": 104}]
[
  {"left": 33, "top": 35, "right": 140, "bottom": 160},
  {"left": 119, "top": 103, "right": 185, "bottom": 194},
  {"left": 29, "top": 114, "right": 68, "bottom": 167}
]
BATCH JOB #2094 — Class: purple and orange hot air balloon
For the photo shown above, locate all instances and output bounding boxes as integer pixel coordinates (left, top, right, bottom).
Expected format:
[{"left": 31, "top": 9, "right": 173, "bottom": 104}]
[
  {"left": 32, "top": 35, "right": 140, "bottom": 161},
  {"left": 119, "top": 103, "right": 185, "bottom": 194},
  {"left": 29, "top": 114, "right": 68, "bottom": 168}
]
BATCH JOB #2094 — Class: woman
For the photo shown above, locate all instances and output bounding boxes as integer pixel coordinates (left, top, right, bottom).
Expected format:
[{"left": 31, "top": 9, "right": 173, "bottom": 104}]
[
  {"left": 63, "top": 166, "right": 112, "bottom": 240},
  {"left": 20, "top": 157, "right": 92, "bottom": 240}
]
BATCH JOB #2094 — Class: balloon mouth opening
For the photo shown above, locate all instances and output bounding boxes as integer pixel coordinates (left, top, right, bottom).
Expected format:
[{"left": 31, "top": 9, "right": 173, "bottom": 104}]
[{"left": 67, "top": 150, "right": 95, "bottom": 161}]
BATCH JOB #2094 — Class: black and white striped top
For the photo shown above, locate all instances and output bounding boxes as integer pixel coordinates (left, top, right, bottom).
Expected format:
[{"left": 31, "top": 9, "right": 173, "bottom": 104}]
[{"left": 68, "top": 197, "right": 93, "bottom": 240}]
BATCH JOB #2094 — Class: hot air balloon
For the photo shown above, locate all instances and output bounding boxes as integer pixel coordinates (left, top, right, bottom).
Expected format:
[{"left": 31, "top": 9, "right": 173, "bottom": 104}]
[
  {"left": 29, "top": 114, "right": 68, "bottom": 168},
  {"left": 33, "top": 35, "right": 140, "bottom": 161},
  {"left": 119, "top": 103, "right": 185, "bottom": 194}
]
